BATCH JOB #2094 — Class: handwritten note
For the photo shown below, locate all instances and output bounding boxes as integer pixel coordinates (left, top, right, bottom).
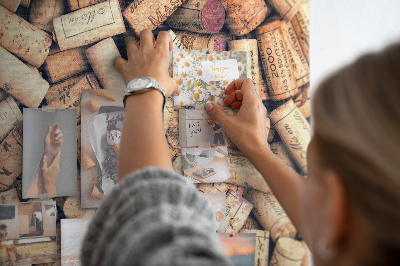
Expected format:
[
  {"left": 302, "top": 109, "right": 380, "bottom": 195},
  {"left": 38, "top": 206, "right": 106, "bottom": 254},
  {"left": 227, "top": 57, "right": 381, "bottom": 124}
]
[{"left": 197, "top": 59, "right": 239, "bottom": 82}]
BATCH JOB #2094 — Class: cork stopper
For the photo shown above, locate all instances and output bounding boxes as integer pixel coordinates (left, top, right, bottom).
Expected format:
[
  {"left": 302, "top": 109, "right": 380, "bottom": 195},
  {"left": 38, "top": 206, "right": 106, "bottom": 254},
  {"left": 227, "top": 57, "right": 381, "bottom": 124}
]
[{"left": 271, "top": 237, "right": 305, "bottom": 265}]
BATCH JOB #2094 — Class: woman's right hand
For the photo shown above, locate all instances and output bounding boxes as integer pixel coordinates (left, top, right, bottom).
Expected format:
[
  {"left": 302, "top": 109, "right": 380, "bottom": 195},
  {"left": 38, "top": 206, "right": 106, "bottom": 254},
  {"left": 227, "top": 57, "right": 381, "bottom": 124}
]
[{"left": 205, "top": 78, "right": 269, "bottom": 155}]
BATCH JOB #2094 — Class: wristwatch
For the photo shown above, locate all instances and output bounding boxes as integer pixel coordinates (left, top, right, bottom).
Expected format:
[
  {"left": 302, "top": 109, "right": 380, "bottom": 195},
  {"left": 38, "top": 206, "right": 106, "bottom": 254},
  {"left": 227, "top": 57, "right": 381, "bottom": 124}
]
[{"left": 123, "top": 77, "right": 166, "bottom": 108}]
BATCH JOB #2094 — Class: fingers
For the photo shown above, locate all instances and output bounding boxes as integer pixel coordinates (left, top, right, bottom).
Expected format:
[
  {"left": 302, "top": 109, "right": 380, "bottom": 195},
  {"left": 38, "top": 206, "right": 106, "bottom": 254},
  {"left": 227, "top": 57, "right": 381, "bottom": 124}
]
[
  {"left": 56, "top": 139, "right": 63, "bottom": 147},
  {"left": 113, "top": 56, "right": 127, "bottom": 74},
  {"left": 52, "top": 152, "right": 61, "bottom": 165},
  {"left": 139, "top": 29, "right": 155, "bottom": 53},
  {"left": 171, "top": 85, "right": 182, "bottom": 96},
  {"left": 55, "top": 133, "right": 63, "bottom": 141},
  {"left": 155, "top": 31, "right": 172, "bottom": 53},
  {"left": 205, "top": 102, "right": 231, "bottom": 127},
  {"left": 224, "top": 78, "right": 256, "bottom": 97},
  {"left": 45, "top": 126, "right": 52, "bottom": 138},
  {"left": 42, "top": 156, "right": 48, "bottom": 171},
  {"left": 52, "top": 124, "right": 59, "bottom": 133},
  {"left": 223, "top": 90, "right": 243, "bottom": 108},
  {"left": 126, "top": 40, "right": 139, "bottom": 58}
]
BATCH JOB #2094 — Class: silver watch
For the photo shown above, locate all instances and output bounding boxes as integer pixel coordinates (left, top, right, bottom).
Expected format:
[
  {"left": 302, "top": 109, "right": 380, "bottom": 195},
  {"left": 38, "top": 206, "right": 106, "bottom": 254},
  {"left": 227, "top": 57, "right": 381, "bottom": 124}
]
[{"left": 123, "top": 77, "right": 166, "bottom": 107}]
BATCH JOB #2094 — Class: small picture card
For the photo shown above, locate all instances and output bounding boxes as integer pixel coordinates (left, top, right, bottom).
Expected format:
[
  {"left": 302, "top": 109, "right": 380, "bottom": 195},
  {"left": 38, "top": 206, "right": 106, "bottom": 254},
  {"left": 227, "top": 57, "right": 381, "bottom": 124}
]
[
  {"left": 182, "top": 147, "right": 230, "bottom": 183},
  {"left": 218, "top": 233, "right": 257, "bottom": 266},
  {"left": 204, "top": 193, "right": 227, "bottom": 232},
  {"left": 61, "top": 219, "right": 92, "bottom": 266},
  {"left": 173, "top": 49, "right": 247, "bottom": 106}
]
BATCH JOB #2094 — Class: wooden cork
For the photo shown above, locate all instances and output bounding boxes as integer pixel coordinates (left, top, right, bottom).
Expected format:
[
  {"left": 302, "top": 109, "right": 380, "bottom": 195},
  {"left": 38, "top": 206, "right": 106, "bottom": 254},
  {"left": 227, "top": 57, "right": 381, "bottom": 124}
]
[
  {"left": 266, "top": 0, "right": 304, "bottom": 21},
  {"left": 85, "top": 38, "right": 126, "bottom": 91},
  {"left": 270, "top": 237, "right": 306, "bottom": 265},
  {"left": 223, "top": 189, "right": 253, "bottom": 233},
  {"left": 46, "top": 73, "right": 102, "bottom": 123},
  {"left": 241, "top": 216, "right": 264, "bottom": 230},
  {"left": 68, "top": 0, "right": 106, "bottom": 11},
  {"left": 281, "top": 21, "right": 309, "bottom": 88},
  {"left": 20, "top": 0, "right": 31, "bottom": 7},
  {"left": 123, "top": 0, "right": 185, "bottom": 36},
  {"left": 0, "top": 47, "right": 49, "bottom": 107},
  {"left": 291, "top": 3, "right": 309, "bottom": 65},
  {"left": 245, "top": 189, "right": 297, "bottom": 242},
  {"left": 174, "top": 31, "right": 227, "bottom": 51},
  {"left": 256, "top": 20, "right": 298, "bottom": 101},
  {"left": 228, "top": 39, "right": 260, "bottom": 95},
  {"left": 220, "top": 0, "right": 269, "bottom": 36},
  {"left": 0, "top": 4, "right": 52, "bottom": 68},
  {"left": 0, "top": 122, "right": 23, "bottom": 191},
  {"left": 196, "top": 183, "right": 246, "bottom": 197},
  {"left": 240, "top": 229, "right": 269, "bottom": 265},
  {"left": 53, "top": 0, "right": 125, "bottom": 51},
  {"left": 166, "top": 0, "right": 225, "bottom": 34},
  {"left": 258, "top": 59, "right": 270, "bottom": 100},
  {"left": 63, "top": 192, "right": 96, "bottom": 219},
  {"left": 45, "top": 75, "right": 83, "bottom": 103},
  {"left": 29, "top": 0, "right": 64, "bottom": 33},
  {"left": 301, "top": 241, "right": 311, "bottom": 266},
  {"left": 0, "top": 0, "right": 21, "bottom": 12},
  {"left": 0, "top": 97, "right": 22, "bottom": 143},
  {"left": 270, "top": 141, "right": 299, "bottom": 170},
  {"left": 168, "top": 30, "right": 186, "bottom": 76},
  {"left": 293, "top": 84, "right": 310, "bottom": 118},
  {"left": 270, "top": 99, "right": 310, "bottom": 174},
  {"left": 0, "top": 188, "right": 19, "bottom": 204},
  {"left": 44, "top": 47, "right": 90, "bottom": 84}
]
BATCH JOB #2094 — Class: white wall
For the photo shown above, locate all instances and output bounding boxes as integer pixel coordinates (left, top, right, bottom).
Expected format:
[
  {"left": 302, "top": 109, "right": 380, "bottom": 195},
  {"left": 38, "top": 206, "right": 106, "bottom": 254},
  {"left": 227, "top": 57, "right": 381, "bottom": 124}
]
[{"left": 310, "top": 0, "right": 400, "bottom": 92}]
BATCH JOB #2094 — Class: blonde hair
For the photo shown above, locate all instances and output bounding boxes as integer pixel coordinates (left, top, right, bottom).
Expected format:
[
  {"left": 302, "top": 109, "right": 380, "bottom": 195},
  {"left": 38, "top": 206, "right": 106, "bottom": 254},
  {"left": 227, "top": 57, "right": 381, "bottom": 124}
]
[{"left": 312, "top": 43, "right": 400, "bottom": 263}]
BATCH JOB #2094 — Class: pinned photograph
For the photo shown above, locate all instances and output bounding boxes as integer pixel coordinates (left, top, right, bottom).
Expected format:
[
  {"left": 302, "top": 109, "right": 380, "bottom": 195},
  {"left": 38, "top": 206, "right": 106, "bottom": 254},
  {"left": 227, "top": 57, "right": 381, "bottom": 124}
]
[
  {"left": 22, "top": 109, "right": 77, "bottom": 198},
  {"left": 204, "top": 193, "right": 226, "bottom": 232},
  {"left": 80, "top": 89, "right": 124, "bottom": 208},
  {"left": 0, "top": 201, "right": 57, "bottom": 265},
  {"left": 182, "top": 147, "right": 230, "bottom": 183},
  {"left": 61, "top": 219, "right": 92, "bottom": 266},
  {"left": 173, "top": 49, "right": 247, "bottom": 106},
  {"left": 219, "top": 233, "right": 257, "bottom": 266},
  {"left": 179, "top": 108, "right": 226, "bottom": 148}
]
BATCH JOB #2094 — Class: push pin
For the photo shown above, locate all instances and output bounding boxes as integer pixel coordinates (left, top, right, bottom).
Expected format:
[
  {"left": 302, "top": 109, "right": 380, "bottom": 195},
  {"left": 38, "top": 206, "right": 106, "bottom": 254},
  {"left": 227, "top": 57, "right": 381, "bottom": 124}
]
[
  {"left": 230, "top": 232, "right": 235, "bottom": 237},
  {"left": 206, "top": 49, "right": 212, "bottom": 54}
]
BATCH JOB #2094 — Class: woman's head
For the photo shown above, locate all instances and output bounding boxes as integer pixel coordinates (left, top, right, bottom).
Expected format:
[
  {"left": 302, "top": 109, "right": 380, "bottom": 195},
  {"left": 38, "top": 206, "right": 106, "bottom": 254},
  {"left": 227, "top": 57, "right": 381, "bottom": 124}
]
[{"left": 304, "top": 43, "right": 400, "bottom": 265}]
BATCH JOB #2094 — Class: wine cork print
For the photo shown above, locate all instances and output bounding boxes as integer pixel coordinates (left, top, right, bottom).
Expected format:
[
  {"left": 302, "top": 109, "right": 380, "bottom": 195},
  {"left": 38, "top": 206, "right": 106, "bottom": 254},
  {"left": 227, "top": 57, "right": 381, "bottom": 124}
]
[
  {"left": 291, "top": 3, "right": 309, "bottom": 64},
  {"left": 270, "top": 237, "right": 306, "bottom": 266},
  {"left": 240, "top": 229, "right": 269, "bottom": 266},
  {"left": 223, "top": 189, "right": 253, "bottom": 233},
  {"left": 44, "top": 47, "right": 90, "bottom": 84},
  {"left": 166, "top": 0, "right": 225, "bottom": 34},
  {"left": 68, "top": 0, "right": 106, "bottom": 11},
  {"left": 123, "top": 0, "right": 186, "bottom": 35},
  {"left": 0, "top": 47, "right": 50, "bottom": 107},
  {"left": 21, "top": 0, "right": 30, "bottom": 7},
  {"left": 0, "top": 97, "right": 22, "bottom": 143},
  {"left": 0, "top": 188, "right": 19, "bottom": 204},
  {"left": 29, "top": 0, "right": 64, "bottom": 32},
  {"left": 266, "top": 0, "right": 304, "bottom": 21},
  {"left": 281, "top": 21, "right": 309, "bottom": 87},
  {"left": 270, "top": 99, "right": 310, "bottom": 174},
  {"left": 196, "top": 183, "right": 246, "bottom": 197},
  {"left": 219, "top": 0, "right": 269, "bottom": 36},
  {"left": 63, "top": 192, "right": 96, "bottom": 219},
  {"left": 228, "top": 39, "right": 260, "bottom": 95},
  {"left": 229, "top": 154, "right": 271, "bottom": 194},
  {"left": 293, "top": 84, "right": 310, "bottom": 118},
  {"left": 86, "top": 38, "right": 126, "bottom": 91},
  {"left": 45, "top": 75, "right": 83, "bottom": 103},
  {"left": 241, "top": 216, "right": 264, "bottom": 230},
  {"left": 270, "top": 141, "right": 299, "bottom": 170},
  {"left": 256, "top": 20, "right": 298, "bottom": 101},
  {"left": 46, "top": 73, "right": 101, "bottom": 123},
  {"left": 174, "top": 31, "right": 227, "bottom": 51},
  {"left": 258, "top": 58, "right": 270, "bottom": 100},
  {"left": 0, "top": 122, "right": 23, "bottom": 191},
  {"left": 53, "top": 0, "right": 125, "bottom": 51},
  {"left": 0, "top": 0, "right": 21, "bottom": 12},
  {"left": 0, "top": 5, "right": 52, "bottom": 68},
  {"left": 301, "top": 241, "right": 310, "bottom": 266},
  {"left": 245, "top": 189, "right": 297, "bottom": 242}
]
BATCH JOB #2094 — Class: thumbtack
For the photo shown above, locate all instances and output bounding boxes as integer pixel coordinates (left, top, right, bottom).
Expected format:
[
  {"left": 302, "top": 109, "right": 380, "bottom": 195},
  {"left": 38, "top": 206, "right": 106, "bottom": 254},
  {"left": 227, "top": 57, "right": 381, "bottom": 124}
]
[
  {"left": 230, "top": 232, "right": 235, "bottom": 237},
  {"left": 206, "top": 49, "right": 212, "bottom": 54}
]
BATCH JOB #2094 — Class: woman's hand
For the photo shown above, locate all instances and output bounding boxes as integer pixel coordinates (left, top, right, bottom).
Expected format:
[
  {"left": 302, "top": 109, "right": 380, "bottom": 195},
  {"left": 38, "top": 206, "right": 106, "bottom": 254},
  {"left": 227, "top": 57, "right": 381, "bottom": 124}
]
[
  {"left": 205, "top": 78, "right": 269, "bottom": 155},
  {"left": 114, "top": 29, "right": 179, "bottom": 97},
  {"left": 41, "top": 152, "right": 61, "bottom": 197},
  {"left": 44, "top": 124, "right": 63, "bottom": 165}
]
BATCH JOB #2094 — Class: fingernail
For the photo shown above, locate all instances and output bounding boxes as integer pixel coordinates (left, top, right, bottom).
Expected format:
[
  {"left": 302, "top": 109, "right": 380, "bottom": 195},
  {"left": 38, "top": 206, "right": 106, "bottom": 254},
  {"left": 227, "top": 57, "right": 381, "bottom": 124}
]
[
  {"left": 205, "top": 102, "right": 214, "bottom": 111},
  {"left": 43, "top": 156, "right": 46, "bottom": 159},
  {"left": 177, "top": 86, "right": 182, "bottom": 94}
]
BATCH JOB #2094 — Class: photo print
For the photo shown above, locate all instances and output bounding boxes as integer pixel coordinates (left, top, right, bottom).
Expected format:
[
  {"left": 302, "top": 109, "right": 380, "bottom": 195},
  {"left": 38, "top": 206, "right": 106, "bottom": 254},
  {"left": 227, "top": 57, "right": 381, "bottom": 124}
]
[
  {"left": 179, "top": 108, "right": 226, "bottom": 148},
  {"left": 22, "top": 109, "right": 77, "bottom": 199},
  {"left": 0, "top": 201, "right": 57, "bottom": 265},
  {"left": 61, "top": 219, "right": 92, "bottom": 266},
  {"left": 219, "top": 233, "right": 257, "bottom": 266},
  {"left": 182, "top": 147, "right": 230, "bottom": 183},
  {"left": 173, "top": 49, "right": 247, "bottom": 106},
  {"left": 204, "top": 193, "right": 227, "bottom": 232},
  {"left": 81, "top": 89, "right": 124, "bottom": 208}
]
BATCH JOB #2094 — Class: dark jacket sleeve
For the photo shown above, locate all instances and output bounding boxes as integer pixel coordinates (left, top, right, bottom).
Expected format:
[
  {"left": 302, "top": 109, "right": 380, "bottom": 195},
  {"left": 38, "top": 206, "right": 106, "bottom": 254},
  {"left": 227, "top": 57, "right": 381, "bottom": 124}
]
[{"left": 81, "top": 167, "right": 232, "bottom": 266}]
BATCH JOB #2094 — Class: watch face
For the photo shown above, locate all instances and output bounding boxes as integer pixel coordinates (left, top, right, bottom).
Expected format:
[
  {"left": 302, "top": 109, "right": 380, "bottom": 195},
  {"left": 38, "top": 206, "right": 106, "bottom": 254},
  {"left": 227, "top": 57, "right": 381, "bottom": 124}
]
[{"left": 130, "top": 77, "right": 151, "bottom": 90}]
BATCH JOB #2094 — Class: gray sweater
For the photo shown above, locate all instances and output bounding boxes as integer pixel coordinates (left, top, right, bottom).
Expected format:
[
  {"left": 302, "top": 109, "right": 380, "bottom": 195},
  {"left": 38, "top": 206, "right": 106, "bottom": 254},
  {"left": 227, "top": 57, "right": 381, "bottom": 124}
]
[{"left": 81, "top": 167, "right": 233, "bottom": 266}]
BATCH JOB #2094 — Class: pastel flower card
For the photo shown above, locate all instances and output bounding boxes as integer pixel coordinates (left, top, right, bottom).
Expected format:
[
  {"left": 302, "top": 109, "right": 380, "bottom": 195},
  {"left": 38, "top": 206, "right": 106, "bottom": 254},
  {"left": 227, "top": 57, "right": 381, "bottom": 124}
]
[{"left": 173, "top": 49, "right": 247, "bottom": 106}]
